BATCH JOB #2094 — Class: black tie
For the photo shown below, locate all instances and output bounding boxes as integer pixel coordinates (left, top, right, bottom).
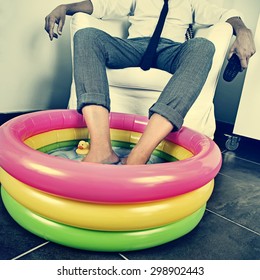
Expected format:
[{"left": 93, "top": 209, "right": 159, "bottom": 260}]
[{"left": 140, "top": 0, "right": 169, "bottom": 71}]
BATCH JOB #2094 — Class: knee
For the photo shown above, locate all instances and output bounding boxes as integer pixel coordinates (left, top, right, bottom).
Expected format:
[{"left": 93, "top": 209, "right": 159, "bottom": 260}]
[
  {"left": 193, "top": 37, "right": 215, "bottom": 57},
  {"left": 73, "top": 27, "right": 102, "bottom": 47}
]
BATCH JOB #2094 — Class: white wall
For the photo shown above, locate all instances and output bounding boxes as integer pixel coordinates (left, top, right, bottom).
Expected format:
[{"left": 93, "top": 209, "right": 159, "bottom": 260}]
[{"left": 0, "top": 0, "right": 74, "bottom": 112}]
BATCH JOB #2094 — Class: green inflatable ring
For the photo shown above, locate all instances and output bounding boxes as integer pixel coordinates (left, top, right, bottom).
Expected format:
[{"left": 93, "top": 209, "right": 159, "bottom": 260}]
[{"left": 1, "top": 187, "right": 205, "bottom": 252}]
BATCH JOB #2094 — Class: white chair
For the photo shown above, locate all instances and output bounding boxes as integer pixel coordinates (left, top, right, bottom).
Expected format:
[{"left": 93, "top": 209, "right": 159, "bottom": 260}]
[{"left": 68, "top": 13, "right": 233, "bottom": 138}]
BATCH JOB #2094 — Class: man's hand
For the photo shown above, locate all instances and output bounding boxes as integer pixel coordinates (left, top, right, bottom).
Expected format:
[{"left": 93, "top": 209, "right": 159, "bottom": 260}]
[
  {"left": 45, "top": 5, "right": 67, "bottom": 41},
  {"left": 227, "top": 17, "right": 256, "bottom": 69},
  {"left": 229, "top": 27, "right": 256, "bottom": 69},
  {"left": 44, "top": 2, "right": 93, "bottom": 41}
]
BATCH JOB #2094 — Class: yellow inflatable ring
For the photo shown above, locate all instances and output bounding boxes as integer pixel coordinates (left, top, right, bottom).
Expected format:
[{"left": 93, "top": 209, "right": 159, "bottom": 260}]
[
  {"left": 1, "top": 168, "right": 213, "bottom": 231},
  {"left": 1, "top": 187, "right": 206, "bottom": 252},
  {"left": 24, "top": 127, "right": 193, "bottom": 161}
]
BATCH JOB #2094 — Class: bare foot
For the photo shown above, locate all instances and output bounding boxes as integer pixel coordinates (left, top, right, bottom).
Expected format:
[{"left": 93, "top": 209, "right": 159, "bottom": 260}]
[
  {"left": 120, "top": 157, "right": 127, "bottom": 165},
  {"left": 82, "top": 150, "right": 120, "bottom": 164},
  {"left": 123, "top": 146, "right": 150, "bottom": 165}
]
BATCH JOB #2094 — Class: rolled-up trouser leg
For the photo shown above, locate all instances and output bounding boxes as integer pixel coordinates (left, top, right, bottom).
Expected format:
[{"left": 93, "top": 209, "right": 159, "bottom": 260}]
[
  {"left": 149, "top": 37, "right": 216, "bottom": 131},
  {"left": 73, "top": 28, "right": 146, "bottom": 114}
]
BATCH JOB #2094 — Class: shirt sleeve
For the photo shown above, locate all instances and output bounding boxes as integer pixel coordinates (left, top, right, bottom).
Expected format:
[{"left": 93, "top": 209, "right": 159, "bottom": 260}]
[
  {"left": 91, "top": 0, "right": 134, "bottom": 19},
  {"left": 190, "top": 0, "right": 244, "bottom": 25}
]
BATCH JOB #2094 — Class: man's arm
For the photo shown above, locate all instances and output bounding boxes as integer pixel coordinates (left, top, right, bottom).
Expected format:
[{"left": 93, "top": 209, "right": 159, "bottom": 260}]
[
  {"left": 226, "top": 16, "right": 256, "bottom": 69},
  {"left": 45, "top": 1, "right": 93, "bottom": 41}
]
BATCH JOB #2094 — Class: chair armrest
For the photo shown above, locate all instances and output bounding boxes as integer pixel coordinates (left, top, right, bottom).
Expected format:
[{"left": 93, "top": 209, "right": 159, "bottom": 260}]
[
  {"left": 195, "top": 22, "right": 233, "bottom": 61},
  {"left": 70, "top": 12, "right": 130, "bottom": 38}
]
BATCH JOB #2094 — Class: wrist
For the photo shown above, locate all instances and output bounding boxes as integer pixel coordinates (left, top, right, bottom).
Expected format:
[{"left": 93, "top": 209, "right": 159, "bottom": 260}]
[
  {"left": 61, "top": 1, "right": 92, "bottom": 16},
  {"left": 236, "top": 26, "right": 252, "bottom": 37},
  {"left": 60, "top": 3, "right": 78, "bottom": 16},
  {"left": 226, "top": 16, "right": 246, "bottom": 36},
  {"left": 55, "top": 4, "right": 67, "bottom": 15}
]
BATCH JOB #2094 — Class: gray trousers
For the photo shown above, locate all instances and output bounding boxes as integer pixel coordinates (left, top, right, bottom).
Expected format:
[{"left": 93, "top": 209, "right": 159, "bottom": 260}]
[{"left": 73, "top": 27, "right": 215, "bottom": 131}]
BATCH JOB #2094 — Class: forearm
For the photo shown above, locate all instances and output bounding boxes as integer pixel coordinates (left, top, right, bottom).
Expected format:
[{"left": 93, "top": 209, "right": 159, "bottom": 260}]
[
  {"left": 226, "top": 16, "right": 249, "bottom": 36},
  {"left": 62, "top": 0, "right": 93, "bottom": 16}
]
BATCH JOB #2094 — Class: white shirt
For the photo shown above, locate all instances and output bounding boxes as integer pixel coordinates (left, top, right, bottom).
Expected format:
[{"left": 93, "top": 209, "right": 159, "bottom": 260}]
[{"left": 91, "top": 0, "right": 242, "bottom": 42}]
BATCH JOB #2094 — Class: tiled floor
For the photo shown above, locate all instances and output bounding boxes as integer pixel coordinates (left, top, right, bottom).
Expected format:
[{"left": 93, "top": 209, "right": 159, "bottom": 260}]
[{"left": 0, "top": 114, "right": 259, "bottom": 260}]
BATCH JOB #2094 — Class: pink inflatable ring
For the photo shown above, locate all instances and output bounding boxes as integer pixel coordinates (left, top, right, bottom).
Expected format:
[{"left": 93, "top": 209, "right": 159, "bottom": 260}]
[{"left": 0, "top": 110, "right": 222, "bottom": 203}]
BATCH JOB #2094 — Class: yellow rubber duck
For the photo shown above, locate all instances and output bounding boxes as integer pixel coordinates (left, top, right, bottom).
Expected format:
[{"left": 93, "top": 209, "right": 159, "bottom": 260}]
[{"left": 76, "top": 140, "right": 90, "bottom": 155}]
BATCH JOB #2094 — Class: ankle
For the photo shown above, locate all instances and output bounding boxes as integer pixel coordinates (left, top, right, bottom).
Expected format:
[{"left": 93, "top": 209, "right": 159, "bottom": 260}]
[
  {"left": 126, "top": 146, "right": 150, "bottom": 165},
  {"left": 83, "top": 149, "right": 119, "bottom": 164}
]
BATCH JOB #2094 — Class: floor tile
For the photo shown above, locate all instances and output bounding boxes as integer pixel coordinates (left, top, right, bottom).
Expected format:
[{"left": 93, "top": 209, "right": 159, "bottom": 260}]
[
  {"left": 0, "top": 192, "right": 47, "bottom": 260},
  {"left": 220, "top": 151, "right": 260, "bottom": 185},
  {"left": 121, "top": 211, "right": 260, "bottom": 260},
  {"left": 229, "top": 137, "right": 260, "bottom": 164},
  {"left": 207, "top": 174, "right": 260, "bottom": 233},
  {"left": 18, "top": 242, "right": 122, "bottom": 260}
]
